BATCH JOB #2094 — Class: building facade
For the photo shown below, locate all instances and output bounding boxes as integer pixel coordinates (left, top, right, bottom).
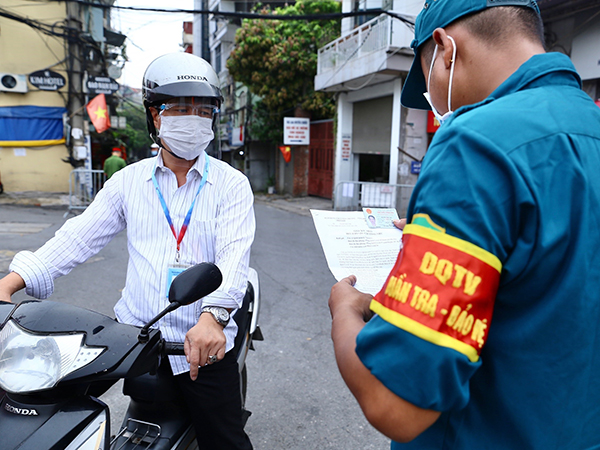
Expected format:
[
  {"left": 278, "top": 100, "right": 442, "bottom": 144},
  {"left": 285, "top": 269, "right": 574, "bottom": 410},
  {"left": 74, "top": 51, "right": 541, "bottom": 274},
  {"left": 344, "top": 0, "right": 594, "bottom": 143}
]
[
  {"left": 193, "top": 0, "right": 286, "bottom": 192},
  {"left": 0, "top": 0, "right": 126, "bottom": 193},
  {"left": 315, "top": 0, "right": 600, "bottom": 211}
]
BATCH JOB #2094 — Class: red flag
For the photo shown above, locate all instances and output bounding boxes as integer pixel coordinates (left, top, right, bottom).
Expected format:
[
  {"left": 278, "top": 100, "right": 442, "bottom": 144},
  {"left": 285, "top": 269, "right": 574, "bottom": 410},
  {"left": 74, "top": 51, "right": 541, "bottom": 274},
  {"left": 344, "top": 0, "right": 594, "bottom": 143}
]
[
  {"left": 279, "top": 145, "right": 291, "bottom": 163},
  {"left": 427, "top": 111, "right": 440, "bottom": 133},
  {"left": 86, "top": 94, "right": 111, "bottom": 133}
]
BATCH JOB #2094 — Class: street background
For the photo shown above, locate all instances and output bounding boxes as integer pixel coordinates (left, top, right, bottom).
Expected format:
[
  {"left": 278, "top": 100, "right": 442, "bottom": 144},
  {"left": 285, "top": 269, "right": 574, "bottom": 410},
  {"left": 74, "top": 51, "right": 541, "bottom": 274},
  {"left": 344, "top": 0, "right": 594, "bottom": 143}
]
[{"left": 0, "top": 195, "right": 389, "bottom": 449}]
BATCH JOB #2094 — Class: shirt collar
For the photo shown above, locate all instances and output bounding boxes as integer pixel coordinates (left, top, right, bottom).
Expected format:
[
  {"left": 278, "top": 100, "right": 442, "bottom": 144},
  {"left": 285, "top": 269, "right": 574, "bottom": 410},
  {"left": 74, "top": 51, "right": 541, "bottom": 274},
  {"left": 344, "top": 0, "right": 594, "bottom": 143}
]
[
  {"left": 488, "top": 52, "right": 581, "bottom": 101},
  {"left": 146, "top": 150, "right": 209, "bottom": 183}
]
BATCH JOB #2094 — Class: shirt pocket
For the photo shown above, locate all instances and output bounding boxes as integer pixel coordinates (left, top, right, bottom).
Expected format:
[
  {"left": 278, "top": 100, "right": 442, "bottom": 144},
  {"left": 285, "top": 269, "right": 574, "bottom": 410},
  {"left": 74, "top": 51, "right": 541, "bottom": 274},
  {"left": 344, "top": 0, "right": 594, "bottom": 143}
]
[{"left": 184, "top": 219, "right": 217, "bottom": 263}]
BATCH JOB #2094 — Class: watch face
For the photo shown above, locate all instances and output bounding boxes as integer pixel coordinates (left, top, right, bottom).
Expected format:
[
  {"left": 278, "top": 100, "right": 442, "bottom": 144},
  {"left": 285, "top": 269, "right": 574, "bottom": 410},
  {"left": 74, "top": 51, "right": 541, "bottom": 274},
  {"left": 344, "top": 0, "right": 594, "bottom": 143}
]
[{"left": 206, "top": 306, "right": 229, "bottom": 324}]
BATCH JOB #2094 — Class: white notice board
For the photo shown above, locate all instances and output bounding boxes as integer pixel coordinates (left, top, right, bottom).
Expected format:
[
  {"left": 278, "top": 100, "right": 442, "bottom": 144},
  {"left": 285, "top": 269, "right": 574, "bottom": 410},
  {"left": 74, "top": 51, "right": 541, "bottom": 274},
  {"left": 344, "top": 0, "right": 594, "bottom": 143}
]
[{"left": 283, "top": 117, "right": 310, "bottom": 145}]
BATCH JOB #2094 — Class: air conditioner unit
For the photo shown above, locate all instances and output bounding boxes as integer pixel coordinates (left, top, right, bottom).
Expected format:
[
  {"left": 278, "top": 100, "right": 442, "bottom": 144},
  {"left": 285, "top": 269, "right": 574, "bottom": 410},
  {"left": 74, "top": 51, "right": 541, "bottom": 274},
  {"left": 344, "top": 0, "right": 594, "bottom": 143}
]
[{"left": 0, "top": 73, "right": 28, "bottom": 93}]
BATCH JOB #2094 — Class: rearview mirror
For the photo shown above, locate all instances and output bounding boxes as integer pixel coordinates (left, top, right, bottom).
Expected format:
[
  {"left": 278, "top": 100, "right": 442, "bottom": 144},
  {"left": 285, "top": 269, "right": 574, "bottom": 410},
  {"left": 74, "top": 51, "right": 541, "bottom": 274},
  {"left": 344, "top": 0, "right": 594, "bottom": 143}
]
[
  {"left": 138, "top": 263, "right": 223, "bottom": 343},
  {"left": 168, "top": 263, "right": 223, "bottom": 306}
]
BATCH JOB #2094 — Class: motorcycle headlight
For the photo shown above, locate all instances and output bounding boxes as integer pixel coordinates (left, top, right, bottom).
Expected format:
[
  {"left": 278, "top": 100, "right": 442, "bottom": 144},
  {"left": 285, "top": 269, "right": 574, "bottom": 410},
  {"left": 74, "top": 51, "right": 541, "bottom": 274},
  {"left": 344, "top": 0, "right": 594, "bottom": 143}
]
[{"left": 0, "top": 320, "right": 105, "bottom": 394}]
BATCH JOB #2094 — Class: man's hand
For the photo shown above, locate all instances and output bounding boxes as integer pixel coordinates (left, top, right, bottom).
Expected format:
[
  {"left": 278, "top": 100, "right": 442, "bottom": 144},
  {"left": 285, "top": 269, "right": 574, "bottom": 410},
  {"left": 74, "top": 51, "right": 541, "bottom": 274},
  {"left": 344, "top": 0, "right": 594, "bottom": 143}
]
[
  {"left": 0, "top": 272, "right": 26, "bottom": 303},
  {"left": 329, "top": 275, "right": 374, "bottom": 323},
  {"left": 184, "top": 312, "right": 227, "bottom": 381}
]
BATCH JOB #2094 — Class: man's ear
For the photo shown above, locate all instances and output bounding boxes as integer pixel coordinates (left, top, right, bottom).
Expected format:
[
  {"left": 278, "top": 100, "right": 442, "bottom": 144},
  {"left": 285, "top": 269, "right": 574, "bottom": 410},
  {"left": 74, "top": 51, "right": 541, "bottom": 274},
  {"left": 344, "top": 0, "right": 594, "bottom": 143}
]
[
  {"left": 150, "top": 107, "right": 160, "bottom": 130},
  {"left": 432, "top": 28, "right": 455, "bottom": 69}
]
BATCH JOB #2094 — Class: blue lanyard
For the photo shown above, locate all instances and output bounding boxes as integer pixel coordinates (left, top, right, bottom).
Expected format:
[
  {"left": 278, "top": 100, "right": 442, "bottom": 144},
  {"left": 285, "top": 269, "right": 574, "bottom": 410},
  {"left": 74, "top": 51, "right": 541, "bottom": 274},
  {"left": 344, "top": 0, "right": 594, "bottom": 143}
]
[{"left": 152, "top": 157, "right": 209, "bottom": 261}]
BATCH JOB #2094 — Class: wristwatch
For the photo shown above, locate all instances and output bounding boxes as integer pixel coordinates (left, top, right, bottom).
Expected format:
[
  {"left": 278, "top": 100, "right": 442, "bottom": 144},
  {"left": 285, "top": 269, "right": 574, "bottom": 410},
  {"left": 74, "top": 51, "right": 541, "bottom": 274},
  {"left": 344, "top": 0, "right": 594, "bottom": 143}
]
[{"left": 201, "top": 306, "right": 230, "bottom": 327}]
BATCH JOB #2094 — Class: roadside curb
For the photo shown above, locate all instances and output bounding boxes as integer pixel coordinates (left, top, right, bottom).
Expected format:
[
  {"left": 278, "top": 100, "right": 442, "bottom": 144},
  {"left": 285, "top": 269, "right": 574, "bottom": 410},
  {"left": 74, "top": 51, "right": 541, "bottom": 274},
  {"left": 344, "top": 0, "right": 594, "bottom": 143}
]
[
  {"left": 0, "top": 192, "right": 70, "bottom": 208},
  {"left": 254, "top": 194, "right": 332, "bottom": 217},
  {"left": 0, "top": 192, "right": 333, "bottom": 216}
]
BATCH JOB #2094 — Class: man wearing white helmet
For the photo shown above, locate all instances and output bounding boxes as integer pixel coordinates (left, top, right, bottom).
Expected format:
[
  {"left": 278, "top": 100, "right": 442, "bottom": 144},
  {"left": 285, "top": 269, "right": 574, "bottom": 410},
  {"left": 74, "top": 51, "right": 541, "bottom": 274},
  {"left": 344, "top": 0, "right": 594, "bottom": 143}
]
[{"left": 0, "top": 52, "right": 255, "bottom": 449}]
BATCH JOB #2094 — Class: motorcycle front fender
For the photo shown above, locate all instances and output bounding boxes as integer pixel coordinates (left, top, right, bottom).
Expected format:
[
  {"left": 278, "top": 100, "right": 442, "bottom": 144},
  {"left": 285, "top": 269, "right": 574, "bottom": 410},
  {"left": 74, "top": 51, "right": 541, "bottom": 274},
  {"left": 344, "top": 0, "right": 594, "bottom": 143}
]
[{"left": 0, "top": 393, "right": 110, "bottom": 450}]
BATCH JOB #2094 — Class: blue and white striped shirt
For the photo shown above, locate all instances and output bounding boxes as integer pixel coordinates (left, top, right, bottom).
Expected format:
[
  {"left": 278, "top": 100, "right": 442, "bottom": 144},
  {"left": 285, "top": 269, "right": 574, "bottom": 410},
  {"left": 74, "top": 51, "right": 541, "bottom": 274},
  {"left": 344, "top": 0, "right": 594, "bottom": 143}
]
[{"left": 10, "top": 152, "right": 255, "bottom": 375}]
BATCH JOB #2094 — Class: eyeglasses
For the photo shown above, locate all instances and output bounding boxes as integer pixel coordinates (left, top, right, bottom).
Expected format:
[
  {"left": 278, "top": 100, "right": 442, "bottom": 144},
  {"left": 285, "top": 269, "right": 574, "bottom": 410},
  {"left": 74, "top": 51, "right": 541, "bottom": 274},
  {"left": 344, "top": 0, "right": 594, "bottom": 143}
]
[{"left": 159, "top": 100, "right": 219, "bottom": 119}]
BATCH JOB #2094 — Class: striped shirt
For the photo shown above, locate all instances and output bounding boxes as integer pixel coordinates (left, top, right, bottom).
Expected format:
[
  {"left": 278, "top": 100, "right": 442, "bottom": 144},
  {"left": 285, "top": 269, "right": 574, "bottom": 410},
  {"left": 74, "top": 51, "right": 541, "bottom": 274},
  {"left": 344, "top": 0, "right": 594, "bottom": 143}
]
[{"left": 10, "top": 152, "right": 255, "bottom": 375}]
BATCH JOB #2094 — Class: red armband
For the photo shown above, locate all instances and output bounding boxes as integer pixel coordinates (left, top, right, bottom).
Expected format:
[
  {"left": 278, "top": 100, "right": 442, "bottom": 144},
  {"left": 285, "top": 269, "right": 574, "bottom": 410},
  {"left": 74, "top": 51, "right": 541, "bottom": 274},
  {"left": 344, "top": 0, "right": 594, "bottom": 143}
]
[{"left": 371, "top": 218, "right": 502, "bottom": 362}]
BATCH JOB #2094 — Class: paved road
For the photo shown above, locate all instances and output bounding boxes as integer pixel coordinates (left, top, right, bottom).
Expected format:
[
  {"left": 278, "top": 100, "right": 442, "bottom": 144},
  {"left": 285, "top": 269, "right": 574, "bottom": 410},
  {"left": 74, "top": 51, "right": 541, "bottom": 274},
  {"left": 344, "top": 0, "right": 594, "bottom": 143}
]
[{"left": 0, "top": 201, "right": 389, "bottom": 450}]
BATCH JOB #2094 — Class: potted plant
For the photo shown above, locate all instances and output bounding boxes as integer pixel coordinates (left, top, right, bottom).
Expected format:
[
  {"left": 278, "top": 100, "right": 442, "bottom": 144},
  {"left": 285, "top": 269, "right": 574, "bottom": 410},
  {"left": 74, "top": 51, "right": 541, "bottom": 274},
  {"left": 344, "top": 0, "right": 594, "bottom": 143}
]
[{"left": 266, "top": 176, "right": 275, "bottom": 195}]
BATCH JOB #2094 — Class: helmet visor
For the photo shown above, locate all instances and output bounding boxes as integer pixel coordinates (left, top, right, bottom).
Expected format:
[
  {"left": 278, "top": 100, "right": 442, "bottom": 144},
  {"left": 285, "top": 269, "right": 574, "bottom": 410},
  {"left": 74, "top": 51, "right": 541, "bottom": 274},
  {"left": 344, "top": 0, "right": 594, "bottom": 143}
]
[{"left": 159, "top": 97, "right": 219, "bottom": 119}]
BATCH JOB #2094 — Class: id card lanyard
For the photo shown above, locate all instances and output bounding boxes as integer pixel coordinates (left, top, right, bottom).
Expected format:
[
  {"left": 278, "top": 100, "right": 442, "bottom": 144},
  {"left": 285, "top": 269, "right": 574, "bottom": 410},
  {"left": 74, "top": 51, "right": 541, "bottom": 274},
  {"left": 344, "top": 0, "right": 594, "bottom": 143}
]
[{"left": 152, "top": 157, "right": 209, "bottom": 263}]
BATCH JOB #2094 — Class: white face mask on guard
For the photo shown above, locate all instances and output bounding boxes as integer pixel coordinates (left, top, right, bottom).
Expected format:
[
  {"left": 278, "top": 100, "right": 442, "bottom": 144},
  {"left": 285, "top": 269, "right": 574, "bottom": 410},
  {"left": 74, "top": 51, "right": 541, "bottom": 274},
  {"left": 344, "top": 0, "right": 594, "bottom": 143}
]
[
  {"left": 423, "top": 35, "right": 457, "bottom": 124},
  {"left": 158, "top": 115, "right": 214, "bottom": 161}
]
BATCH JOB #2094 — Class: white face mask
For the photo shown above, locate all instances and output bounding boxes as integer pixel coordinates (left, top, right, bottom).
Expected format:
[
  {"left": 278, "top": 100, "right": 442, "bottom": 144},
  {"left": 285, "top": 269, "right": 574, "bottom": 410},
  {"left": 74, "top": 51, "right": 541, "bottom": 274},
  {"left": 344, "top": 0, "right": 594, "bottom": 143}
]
[
  {"left": 158, "top": 115, "right": 214, "bottom": 161},
  {"left": 423, "top": 35, "right": 457, "bottom": 124}
]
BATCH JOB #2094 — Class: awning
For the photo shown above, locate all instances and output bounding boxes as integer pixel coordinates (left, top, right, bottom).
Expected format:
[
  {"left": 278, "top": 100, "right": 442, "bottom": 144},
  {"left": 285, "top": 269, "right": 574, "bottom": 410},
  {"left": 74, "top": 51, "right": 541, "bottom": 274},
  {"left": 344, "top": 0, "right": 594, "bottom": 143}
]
[
  {"left": 104, "top": 28, "right": 127, "bottom": 47},
  {"left": 0, "top": 105, "right": 66, "bottom": 147}
]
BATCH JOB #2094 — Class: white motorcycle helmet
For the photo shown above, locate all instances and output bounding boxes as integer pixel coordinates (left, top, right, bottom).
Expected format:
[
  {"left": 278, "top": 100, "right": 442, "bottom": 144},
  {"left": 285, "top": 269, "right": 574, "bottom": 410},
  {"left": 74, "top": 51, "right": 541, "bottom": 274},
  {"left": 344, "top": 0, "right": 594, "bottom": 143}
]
[{"left": 142, "top": 52, "right": 224, "bottom": 158}]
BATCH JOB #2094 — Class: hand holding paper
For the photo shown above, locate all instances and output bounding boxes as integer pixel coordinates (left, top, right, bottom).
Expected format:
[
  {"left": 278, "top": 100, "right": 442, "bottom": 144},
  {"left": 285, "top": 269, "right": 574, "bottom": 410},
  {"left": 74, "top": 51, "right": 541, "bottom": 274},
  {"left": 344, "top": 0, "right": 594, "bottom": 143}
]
[{"left": 329, "top": 275, "right": 375, "bottom": 323}]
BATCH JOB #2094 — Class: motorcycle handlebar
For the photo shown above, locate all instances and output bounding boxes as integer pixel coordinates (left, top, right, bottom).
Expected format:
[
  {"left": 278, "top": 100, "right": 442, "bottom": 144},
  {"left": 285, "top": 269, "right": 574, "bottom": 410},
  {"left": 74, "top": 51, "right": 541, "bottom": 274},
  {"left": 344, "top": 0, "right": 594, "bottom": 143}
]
[{"left": 163, "top": 342, "right": 185, "bottom": 356}]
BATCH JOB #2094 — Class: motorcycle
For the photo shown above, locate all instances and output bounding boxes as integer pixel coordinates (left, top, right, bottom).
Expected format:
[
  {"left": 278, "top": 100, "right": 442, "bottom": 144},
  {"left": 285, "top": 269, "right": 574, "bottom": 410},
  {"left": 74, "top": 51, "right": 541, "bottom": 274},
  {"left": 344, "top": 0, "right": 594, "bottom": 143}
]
[{"left": 0, "top": 262, "right": 263, "bottom": 449}]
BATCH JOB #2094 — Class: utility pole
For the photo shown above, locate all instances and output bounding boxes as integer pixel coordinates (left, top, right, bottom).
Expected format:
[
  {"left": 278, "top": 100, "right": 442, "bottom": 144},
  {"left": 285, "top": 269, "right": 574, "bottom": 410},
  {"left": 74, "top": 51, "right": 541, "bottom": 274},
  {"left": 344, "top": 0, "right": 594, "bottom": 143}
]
[
  {"left": 66, "top": 1, "right": 86, "bottom": 166},
  {"left": 193, "top": 0, "right": 211, "bottom": 61}
]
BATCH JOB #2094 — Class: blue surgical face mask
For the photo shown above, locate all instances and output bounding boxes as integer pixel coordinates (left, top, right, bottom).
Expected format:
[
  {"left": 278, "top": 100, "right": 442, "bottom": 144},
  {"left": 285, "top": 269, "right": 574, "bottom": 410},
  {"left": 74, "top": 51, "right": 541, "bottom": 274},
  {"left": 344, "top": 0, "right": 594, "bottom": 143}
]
[{"left": 423, "top": 35, "right": 457, "bottom": 124}]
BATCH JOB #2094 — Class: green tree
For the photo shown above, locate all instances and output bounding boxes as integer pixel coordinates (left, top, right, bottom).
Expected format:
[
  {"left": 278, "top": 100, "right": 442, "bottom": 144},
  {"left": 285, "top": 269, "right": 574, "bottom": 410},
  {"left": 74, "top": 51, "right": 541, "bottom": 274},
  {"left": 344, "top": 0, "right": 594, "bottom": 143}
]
[
  {"left": 227, "top": 0, "right": 340, "bottom": 142},
  {"left": 113, "top": 101, "right": 153, "bottom": 161}
]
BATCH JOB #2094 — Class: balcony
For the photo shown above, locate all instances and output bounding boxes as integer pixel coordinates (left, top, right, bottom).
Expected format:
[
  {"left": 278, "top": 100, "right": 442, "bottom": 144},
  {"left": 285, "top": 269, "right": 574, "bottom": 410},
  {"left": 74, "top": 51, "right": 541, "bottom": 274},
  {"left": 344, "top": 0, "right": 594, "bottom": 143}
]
[
  {"left": 213, "top": 21, "right": 237, "bottom": 44},
  {"left": 315, "top": 13, "right": 416, "bottom": 92}
]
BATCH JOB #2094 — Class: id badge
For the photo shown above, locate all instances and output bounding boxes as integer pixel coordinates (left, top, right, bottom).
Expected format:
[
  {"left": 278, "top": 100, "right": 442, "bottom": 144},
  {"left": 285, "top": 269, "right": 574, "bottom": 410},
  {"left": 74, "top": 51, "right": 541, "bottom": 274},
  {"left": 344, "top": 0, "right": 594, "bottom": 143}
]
[{"left": 165, "top": 263, "right": 192, "bottom": 298}]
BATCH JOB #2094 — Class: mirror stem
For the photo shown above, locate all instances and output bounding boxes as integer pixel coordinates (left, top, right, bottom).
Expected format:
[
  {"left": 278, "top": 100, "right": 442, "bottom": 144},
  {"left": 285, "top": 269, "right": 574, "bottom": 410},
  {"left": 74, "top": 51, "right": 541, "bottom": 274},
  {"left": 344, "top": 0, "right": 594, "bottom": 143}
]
[{"left": 138, "top": 302, "right": 181, "bottom": 343}]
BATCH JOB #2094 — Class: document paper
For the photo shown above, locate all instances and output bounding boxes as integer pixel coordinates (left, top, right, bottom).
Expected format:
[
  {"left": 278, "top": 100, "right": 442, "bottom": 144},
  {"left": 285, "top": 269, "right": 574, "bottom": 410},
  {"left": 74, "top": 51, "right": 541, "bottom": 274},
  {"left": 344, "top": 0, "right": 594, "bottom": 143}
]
[{"left": 311, "top": 210, "right": 402, "bottom": 295}]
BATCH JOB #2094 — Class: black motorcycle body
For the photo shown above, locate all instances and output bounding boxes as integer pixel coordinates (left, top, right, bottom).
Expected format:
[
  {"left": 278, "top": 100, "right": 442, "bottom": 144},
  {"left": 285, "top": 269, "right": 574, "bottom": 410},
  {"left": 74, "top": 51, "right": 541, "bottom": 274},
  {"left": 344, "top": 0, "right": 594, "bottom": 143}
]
[{"left": 0, "top": 263, "right": 262, "bottom": 450}]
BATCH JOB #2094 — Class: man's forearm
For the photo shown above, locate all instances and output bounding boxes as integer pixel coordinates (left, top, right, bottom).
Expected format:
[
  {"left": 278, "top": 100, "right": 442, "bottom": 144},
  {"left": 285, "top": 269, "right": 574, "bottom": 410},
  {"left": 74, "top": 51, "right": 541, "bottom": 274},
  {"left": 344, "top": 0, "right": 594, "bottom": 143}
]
[
  {"left": 331, "top": 307, "right": 379, "bottom": 414},
  {"left": 0, "top": 272, "right": 26, "bottom": 302},
  {"left": 331, "top": 305, "right": 441, "bottom": 443}
]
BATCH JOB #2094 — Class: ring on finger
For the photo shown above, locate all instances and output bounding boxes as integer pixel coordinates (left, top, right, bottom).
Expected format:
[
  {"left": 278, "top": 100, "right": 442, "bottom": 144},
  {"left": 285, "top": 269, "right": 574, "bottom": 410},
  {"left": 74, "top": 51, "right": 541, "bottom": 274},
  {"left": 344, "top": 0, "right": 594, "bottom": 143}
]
[{"left": 208, "top": 355, "right": 218, "bottom": 364}]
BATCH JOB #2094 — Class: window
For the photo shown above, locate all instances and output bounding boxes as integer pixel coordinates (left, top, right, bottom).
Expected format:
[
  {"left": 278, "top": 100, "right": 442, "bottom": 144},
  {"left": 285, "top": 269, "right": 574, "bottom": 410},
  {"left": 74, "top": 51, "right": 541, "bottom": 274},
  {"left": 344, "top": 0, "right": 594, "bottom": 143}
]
[
  {"left": 214, "top": 44, "right": 222, "bottom": 74},
  {"left": 353, "top": 0, "right": 388, "bottom": 27}
]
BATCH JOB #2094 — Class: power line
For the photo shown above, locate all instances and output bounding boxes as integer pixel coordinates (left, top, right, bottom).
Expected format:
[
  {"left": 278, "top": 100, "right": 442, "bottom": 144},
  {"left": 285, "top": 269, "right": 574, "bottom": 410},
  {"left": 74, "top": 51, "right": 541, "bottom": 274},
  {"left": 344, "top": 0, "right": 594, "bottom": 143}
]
[
  {"left": 42, "top": 0, "right": 415, "bottom": 27},
  {"left": 0, "top": 7, "right": 68, "bottom": 39}
]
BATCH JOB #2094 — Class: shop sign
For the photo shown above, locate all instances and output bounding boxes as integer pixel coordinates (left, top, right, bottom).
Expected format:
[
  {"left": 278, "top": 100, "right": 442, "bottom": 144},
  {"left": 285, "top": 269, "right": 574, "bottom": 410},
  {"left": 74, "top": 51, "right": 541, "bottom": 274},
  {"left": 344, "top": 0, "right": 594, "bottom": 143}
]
[
  {"left": 28, "top": 70, "right": 66, "bottom": 91},
  {"left": 341, "top": 135, "right": 351, "bottom": 161},
  {"left": 86, "top": 76, "right": 119, "bottom": 95}
]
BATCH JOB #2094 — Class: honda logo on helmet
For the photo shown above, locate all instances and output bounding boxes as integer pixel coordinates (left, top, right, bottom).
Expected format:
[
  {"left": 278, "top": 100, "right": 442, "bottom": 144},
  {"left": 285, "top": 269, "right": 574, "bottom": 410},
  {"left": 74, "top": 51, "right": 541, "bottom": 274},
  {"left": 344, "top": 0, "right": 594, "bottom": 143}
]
[{"left": 177, "top": 75, "right": 208, "bottom": 81}]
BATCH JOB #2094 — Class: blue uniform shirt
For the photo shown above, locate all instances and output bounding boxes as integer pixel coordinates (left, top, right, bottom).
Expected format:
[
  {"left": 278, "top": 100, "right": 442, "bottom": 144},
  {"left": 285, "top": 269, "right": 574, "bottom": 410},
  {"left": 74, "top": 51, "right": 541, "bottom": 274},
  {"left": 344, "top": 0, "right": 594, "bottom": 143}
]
[{"left": 357, "top": 52, "right": 600, "bottom": 449}]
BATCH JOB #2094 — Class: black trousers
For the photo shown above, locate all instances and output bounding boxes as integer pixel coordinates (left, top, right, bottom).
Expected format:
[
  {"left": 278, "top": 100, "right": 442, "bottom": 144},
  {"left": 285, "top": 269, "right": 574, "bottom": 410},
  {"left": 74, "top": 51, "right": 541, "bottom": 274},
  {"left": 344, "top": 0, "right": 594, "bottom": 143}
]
[{"left": 173, "top": 351, "right": 253, "bottom": 450}]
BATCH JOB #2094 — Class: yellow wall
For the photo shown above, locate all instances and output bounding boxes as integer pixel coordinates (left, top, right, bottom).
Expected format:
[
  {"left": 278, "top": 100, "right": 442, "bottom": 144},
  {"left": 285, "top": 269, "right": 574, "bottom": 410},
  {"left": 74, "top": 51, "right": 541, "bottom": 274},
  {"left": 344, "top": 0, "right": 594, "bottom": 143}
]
[
  {"left": 0, "top": 147, "right": 72, "bottom": 192},
  {"left": 0, "top": 0, "right": 72, "bottom": 192}
]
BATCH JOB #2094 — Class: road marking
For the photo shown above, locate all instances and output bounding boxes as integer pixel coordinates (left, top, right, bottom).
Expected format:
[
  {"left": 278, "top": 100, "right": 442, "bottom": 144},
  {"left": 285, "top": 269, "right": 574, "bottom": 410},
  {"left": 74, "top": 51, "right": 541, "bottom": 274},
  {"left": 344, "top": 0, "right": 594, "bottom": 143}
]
[{"left": 0, "top": 223, "right": 53, "bottom": 235}]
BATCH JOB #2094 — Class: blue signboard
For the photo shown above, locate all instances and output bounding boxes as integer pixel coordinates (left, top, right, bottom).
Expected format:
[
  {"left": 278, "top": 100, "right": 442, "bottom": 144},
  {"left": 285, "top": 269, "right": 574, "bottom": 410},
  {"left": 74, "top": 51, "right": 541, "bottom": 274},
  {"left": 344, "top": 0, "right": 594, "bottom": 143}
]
[{"left": 411, "top": 161, "right": 422, "bottom": 174}]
